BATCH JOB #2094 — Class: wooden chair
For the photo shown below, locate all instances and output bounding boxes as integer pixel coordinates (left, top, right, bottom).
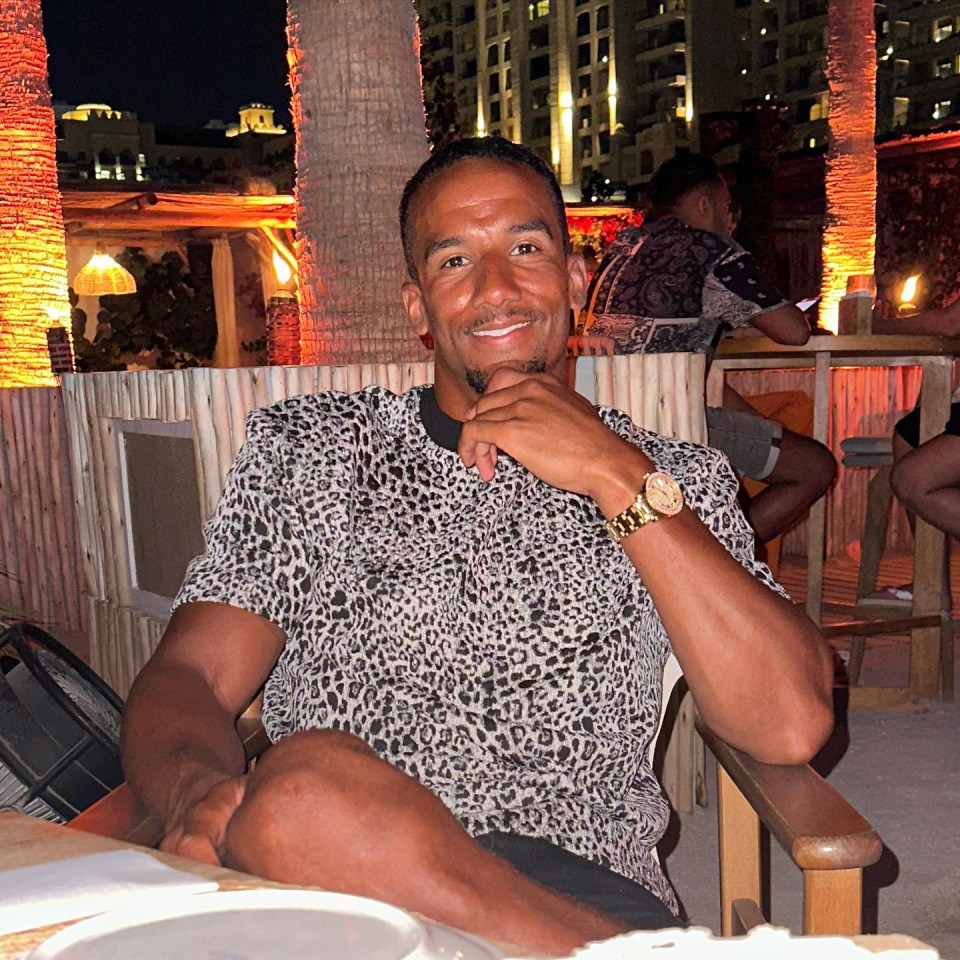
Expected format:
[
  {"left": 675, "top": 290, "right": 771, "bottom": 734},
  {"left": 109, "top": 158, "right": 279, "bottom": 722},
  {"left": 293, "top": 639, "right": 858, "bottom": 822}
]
[{"left": 68, "top": 661, "right": 882, "bottom": 938}]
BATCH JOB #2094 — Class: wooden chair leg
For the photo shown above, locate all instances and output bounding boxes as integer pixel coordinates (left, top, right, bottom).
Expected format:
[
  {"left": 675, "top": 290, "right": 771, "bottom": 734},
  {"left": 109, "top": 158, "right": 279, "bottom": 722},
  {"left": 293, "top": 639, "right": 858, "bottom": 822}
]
[
  {"left": 847, "top": 636, "right": 867, "bottom": 686},
  {"left": 941, "top": 555, "right": 954, "bottom": 701},
  {"left": 857, "top": 466, "right": 892, "bottom": 603},
  {"left": 803, "top": 868, "right": 863, "bottom": 936},
  {"left": 717, "top": 763, "right": 762, "bottom": 936},
  {"left": 941, "top": 614, "right": 954, "bottom": 701}
]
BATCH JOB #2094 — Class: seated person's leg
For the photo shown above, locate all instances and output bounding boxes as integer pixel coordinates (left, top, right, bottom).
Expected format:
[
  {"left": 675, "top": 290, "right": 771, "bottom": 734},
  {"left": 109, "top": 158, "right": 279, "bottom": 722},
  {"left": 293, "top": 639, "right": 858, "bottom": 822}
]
[
  {"left": 706, "top": 404, "right": 836, "bottom": 543},
  {"left": 224, "top": 730, "right": 639, "bottom": 954},
  {"left": 890, "top": 402, "right": 960, "bottom": 540},
  {"left": 476, "top": 832, "right": 679, "bottom": 931}
]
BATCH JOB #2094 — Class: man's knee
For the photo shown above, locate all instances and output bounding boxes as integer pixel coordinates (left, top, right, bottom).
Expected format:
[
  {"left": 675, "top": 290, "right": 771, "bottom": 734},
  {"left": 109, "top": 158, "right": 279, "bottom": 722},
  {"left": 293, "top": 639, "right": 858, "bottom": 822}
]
[
  {"left": 223, "top": 729, "right": 462, "bottom": 888},
  {"left": 771, "top": 431, "right": 836, "bottom": 492}
]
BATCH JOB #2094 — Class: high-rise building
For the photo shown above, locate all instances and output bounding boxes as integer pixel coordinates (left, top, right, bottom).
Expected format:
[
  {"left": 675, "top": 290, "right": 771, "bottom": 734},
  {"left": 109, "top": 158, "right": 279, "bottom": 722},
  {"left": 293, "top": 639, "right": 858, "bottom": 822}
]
[
  {"left": 690, "top": 0, "right": 960, "bottom": 154},
  {"left": 877, "top": 0, "right": 960, "bottom": 133},
  {"left": 417, "top": 0, "right": 960, "bottom": 193},
  {"left": 417, "top": 0, "right": 641, "bottom": 197}
]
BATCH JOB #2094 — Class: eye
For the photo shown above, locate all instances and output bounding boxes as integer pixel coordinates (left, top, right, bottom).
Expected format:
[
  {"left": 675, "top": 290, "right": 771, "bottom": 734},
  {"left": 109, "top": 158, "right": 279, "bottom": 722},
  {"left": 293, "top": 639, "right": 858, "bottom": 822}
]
[
  {"left": 440, "top": 254, "right": 467, "bottom": 269},
  {"left": 513, "top": 241, "right": 539, "bottom": 256}
]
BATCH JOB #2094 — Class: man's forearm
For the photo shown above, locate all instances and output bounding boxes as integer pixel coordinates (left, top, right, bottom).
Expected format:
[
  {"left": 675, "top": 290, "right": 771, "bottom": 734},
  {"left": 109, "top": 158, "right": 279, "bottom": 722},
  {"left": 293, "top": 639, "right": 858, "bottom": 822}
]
[
  {"left": 872, "top": 304, "right": 960, "bottom": 337},
  {"left": 589, "top": 451, "right": 833, "bottom": 765},
  {"left": 121, "top": 662, "right": 247, "bottom": 830}
]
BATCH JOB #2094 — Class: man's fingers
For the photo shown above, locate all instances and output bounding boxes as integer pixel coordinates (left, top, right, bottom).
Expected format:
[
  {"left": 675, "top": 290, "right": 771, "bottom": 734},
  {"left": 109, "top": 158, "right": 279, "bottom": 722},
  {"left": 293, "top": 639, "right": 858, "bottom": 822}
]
[
  {"left": 460, "top": 437, "right": 498, "bottom": 481},
  {"left": 161, "top": 776, "right": 247, "bottom": 867}
]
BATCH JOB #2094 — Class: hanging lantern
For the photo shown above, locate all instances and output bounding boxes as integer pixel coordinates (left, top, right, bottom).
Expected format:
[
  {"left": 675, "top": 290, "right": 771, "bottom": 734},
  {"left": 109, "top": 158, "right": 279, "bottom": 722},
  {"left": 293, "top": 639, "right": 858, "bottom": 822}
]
[{"left": 72, "top": 250, "right": 137, "bottom": 297}]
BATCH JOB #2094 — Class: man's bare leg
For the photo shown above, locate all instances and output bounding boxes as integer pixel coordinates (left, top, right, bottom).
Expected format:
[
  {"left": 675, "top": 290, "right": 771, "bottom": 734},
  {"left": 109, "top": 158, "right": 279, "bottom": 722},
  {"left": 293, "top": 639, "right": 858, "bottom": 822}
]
[
  {"left": 891, "top": 433, "right": 960, "bottom": 539},
  {"left": 224, "top": 730, "right": 630, "bottom": 956},
  {"left": 744, "top": 428, "right": 837, "bottom": 543}
]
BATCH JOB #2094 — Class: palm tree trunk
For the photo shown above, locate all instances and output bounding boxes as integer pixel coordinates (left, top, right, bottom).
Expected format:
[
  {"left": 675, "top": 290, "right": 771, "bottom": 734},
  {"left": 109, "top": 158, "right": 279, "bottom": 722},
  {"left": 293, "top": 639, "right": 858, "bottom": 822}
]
[
  {"left": 287, "top": 0, "right": 430, "bottom": 364},
  {"left": 820, "top": 0, "right": 877, "bottom": 333},
  {"left": 0, "top": 0, "right": 69, "bottom": 386}
]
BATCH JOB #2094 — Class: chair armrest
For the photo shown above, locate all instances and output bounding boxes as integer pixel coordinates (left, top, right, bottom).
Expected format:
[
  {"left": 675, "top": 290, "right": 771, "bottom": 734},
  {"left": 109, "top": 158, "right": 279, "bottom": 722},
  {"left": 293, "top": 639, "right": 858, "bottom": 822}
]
[
  {"left": 66, "top": 782, "right": 163, "bottom": 847},
  {"left": 697, "top": 720, "right": 883, "bottom": 871},
  {"left": 68, "top": 719, "right": 271, "bottom": 847}
]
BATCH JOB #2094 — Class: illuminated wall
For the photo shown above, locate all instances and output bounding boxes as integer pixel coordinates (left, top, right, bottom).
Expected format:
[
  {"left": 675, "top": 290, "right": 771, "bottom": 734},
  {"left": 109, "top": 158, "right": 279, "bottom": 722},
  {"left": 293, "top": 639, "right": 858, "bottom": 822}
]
[
  {"left": 0, "top": 0, "right": 70, "bottom": 387},
  {"left": 820, "top": 0, "right": 877, "bottom": 333}
]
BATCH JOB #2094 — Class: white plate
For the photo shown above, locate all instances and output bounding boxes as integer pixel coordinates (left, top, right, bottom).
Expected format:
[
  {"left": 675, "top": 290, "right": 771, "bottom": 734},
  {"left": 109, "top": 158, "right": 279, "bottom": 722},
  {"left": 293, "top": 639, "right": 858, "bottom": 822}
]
[{"left": 26, "top": 888, "right": 506, "bottom": 960}]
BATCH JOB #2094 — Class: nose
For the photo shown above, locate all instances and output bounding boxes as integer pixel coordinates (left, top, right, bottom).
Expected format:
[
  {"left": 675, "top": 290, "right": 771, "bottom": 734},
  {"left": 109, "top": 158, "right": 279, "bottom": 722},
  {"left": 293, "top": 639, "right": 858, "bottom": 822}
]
[{"left": 471, "top": 252, "right": 521, "bottom": 311}]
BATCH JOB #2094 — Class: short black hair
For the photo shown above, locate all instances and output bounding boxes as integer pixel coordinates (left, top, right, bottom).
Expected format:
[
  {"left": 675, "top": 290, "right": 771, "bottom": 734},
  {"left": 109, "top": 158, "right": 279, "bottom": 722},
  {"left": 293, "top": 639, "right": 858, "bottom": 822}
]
[
  {"left": 648, "top": 153, "right": 724, "bottom": 215},
  {"left": 399, "top": 137, "right": 570, "bottom": 277}
]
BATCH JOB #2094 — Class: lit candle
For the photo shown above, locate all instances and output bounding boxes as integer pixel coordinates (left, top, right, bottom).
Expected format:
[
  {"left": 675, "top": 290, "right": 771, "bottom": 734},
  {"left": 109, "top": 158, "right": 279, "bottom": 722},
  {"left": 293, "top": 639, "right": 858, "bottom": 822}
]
[{"left": 898, "top": 274, "right": 920, "bottom": 316}]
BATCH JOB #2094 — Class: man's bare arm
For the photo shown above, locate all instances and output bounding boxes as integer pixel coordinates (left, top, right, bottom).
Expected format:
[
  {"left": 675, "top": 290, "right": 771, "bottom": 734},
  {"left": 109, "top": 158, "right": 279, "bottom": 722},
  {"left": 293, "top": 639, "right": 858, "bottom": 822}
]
[
  {"left": 751, "top": 303, "right": 811, "bottom": 345},
  {"left": 461, "top": 372, "right": 834, "bottom": 765},
  {"left": 872, "top": 296, "right": 960, "bottom": 337},
  {"left": 120, "top": 601, "right": 285, "bottom": 861}
]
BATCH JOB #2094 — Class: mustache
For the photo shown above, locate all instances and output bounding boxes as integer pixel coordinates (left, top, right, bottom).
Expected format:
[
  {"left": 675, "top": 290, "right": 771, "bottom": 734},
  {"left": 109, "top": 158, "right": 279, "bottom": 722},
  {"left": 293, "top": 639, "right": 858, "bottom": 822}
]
[{"left": 462, "top": 309, "right": 543, "bottom": 334}]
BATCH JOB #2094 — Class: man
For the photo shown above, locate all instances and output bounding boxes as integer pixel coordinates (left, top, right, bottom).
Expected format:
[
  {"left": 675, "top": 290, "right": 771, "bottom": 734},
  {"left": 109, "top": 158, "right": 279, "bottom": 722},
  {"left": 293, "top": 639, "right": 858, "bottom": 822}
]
[
  {"left": 579, "top": 154, "right": 836, "bottom": 545},
  {"left": 121, "top": 138, "right": 833, "bottom": 956}
]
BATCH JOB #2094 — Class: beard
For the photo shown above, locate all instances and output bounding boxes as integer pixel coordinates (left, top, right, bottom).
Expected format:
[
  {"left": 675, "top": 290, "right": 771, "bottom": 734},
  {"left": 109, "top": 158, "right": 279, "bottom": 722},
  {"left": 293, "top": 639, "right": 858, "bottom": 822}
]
[{"left": 465, "top": 356, "right": 548, "bottom": 395}]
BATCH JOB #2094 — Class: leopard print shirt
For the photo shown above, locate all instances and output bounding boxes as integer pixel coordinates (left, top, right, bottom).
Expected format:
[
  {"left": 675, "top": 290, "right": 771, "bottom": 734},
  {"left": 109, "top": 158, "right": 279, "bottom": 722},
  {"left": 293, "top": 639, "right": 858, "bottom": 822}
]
[{"left": 175, "top": 385, "right": 782, "bottom": 912}]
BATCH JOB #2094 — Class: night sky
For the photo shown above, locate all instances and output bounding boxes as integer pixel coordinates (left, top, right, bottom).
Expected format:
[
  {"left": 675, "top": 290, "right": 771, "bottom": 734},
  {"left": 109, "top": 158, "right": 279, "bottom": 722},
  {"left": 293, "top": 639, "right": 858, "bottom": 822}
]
[{"left": 42, "top": 0, "right": 291, "bottom": 129}]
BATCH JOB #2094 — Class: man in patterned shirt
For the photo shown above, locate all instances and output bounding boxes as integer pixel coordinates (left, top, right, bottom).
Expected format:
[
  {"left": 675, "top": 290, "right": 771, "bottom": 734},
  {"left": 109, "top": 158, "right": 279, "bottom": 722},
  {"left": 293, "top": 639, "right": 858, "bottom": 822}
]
[
  {"left": 121, "top": 138, "right": 833, "bottom": 956},
  {"left": 579, "top": 154, "right": 836, "bottom": 545}
]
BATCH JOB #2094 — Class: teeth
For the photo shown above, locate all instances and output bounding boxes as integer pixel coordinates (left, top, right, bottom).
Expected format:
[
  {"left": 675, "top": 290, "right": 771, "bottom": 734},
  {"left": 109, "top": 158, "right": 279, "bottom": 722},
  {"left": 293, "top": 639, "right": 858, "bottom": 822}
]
[{"left": 473, "top": 321, "right": 528, "bottom": 337}]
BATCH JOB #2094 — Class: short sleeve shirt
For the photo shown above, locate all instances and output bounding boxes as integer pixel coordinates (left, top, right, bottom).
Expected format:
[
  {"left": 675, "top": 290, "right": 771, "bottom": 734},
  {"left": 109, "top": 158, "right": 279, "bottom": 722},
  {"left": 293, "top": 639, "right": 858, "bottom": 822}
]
[
  {"left": 175, "top": 385, "right": 784, "bottom": 911},
  {"left": 582, "top": 217, "right": 789, "bottom": 354}
]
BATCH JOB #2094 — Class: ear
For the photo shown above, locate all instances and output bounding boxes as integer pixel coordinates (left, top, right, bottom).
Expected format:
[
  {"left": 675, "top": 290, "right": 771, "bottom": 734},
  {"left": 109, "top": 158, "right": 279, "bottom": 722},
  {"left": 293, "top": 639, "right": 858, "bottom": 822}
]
[
  {"left": 401, "top": 279, "right": 429, "bottom": 337},
  {"left": 566, "top": 253, "right": 589, "bottom": 311}
]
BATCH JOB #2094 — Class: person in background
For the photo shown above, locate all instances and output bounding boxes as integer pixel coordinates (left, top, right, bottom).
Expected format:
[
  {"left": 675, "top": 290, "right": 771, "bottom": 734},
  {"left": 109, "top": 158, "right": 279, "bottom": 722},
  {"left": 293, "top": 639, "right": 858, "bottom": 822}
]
[
  {"left": 576, "top": 153, "right": 836, "bottom": 547},
  {"left": 867, "top": 298, "right": 960, "bottom": 601}
]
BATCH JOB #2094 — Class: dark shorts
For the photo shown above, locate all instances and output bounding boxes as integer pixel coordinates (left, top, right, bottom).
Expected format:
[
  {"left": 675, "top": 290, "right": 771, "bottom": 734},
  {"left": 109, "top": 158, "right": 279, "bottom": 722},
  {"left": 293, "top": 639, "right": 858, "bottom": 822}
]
[
  {"left": 475, "top": 831, "right": 682, "bottom": 930},
  {"left": 894, "top": 401, "right": 960, "bottom": 448}
]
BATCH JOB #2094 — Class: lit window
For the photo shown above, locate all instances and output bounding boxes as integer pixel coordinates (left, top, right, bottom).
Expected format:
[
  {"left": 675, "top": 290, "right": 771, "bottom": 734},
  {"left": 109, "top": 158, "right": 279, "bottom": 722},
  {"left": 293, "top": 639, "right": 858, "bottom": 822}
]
[
  {"left": 527, "top": 0, "right": 549, "bottom": 19},
  {"left": 933, "top": 99, "right": 952, "bottom": 119},
  {"left": 893, "top": 96, "right": 909, "bottom": 127},
  {"left": 936, "top": 57, "right": 953, "bottom": 79},
  {"left": 597, "top": 36, "right": 609, "bottom": 62},
  {"left": 807, "top": 137, "right": 816, "bottom": 148},
  {"left": 934, "top": 17, "right": 953, "bottom": 42}
]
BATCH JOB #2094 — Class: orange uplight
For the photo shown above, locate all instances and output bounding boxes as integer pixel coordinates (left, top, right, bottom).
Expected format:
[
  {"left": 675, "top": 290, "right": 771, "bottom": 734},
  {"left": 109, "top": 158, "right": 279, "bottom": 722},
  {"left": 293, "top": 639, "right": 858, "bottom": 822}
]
[
  {"left": 273, "top": 249, "right": 293, "bottom": 288},
  {"left": 0, "top": 1, "right": 71, "bottom": 387},
  {"left": 820, "top": 0, "right": 877, "bottom": 334}
]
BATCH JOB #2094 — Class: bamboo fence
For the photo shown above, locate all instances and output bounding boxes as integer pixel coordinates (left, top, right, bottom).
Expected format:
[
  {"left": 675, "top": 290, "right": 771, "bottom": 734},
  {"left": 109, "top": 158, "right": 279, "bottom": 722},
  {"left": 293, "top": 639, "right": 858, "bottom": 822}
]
[
  {"left": 1, "top": 356, "right": 922, "bottom": 697},
  {"left": 0, "top": 387, "right": 86, "bottom": 634}
]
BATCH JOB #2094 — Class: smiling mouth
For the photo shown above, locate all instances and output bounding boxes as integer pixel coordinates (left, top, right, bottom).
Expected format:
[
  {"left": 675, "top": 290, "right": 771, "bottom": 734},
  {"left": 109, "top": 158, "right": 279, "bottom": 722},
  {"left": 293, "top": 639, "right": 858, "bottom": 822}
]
[{"left": 471, "top": 320, "right": 533, "bottom": 338}]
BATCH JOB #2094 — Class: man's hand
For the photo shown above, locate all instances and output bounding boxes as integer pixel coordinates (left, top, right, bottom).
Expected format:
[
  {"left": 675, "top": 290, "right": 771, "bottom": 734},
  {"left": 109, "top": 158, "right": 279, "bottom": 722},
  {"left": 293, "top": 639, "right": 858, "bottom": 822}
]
[
  {"left": 160, "top": 774, "right": 248, "bottom": 866},
  {"left": 567, "top": 334, "right": 616, "bottom": 357},
  {"left": 460, "top": 368, "right": 649, "bottom": 497}
]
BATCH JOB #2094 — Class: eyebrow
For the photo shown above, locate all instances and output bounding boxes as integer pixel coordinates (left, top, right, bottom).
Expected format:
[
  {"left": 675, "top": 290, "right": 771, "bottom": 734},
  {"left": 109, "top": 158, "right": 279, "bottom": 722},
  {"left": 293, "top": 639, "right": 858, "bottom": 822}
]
[
  {"left": 510, "top": 218, "right": 554, "bottom": 238},
  {"left": 421, "top": 218, "right": 555, "bottom": 263}
]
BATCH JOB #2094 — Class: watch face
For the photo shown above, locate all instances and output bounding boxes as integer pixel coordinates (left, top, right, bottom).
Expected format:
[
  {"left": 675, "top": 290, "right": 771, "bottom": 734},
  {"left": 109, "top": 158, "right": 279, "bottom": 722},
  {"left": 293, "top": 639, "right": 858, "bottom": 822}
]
[{"left": 644, "top": 471, "right": 683, "bottom": 516}]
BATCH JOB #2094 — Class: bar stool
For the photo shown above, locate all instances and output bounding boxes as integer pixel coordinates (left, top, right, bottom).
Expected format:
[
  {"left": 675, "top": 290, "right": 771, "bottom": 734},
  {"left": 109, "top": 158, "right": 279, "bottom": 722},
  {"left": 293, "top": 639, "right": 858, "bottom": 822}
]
[{"left": 824, "top": 437, "right": 953, "bottom": 698}]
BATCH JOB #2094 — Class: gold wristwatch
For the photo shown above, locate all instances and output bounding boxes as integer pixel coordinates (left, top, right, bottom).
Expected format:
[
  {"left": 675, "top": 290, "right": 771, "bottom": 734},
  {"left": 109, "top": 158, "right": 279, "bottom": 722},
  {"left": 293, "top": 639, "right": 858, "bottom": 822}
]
[{"left": 605, "top": 471, "right": 683, "bottom": 543}]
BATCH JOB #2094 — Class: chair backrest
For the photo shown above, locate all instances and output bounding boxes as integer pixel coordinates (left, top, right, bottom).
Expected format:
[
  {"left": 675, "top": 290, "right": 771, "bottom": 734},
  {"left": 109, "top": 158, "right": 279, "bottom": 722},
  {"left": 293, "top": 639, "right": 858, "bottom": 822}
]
[{"left": 652, "top": 652, "right": 684, "bottom": 767}]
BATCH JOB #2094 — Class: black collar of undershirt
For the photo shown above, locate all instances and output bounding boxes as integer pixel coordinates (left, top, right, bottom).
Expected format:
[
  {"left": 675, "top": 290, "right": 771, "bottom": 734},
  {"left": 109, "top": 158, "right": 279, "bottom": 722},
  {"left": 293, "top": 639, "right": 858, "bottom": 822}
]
[{"left": 419, "top": 386, "right": 463, "bottom": 452}]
